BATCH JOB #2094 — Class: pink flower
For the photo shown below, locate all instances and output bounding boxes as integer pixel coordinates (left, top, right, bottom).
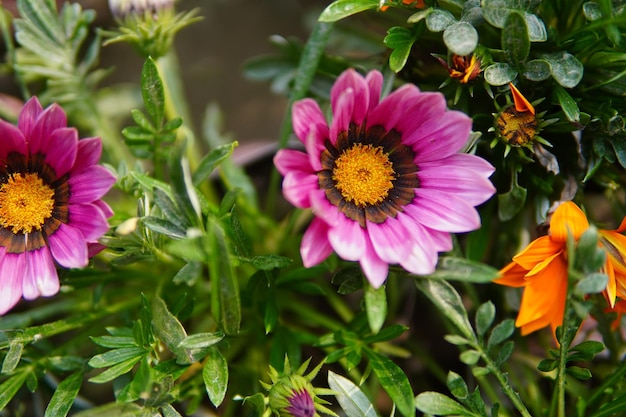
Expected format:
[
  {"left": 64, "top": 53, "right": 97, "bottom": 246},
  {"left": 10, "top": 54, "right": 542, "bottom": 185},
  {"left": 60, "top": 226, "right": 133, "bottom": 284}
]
[
  {"left": 0, "top": 97, "right": 116, "bottom": 314},
  {"left": 274, "top": 69, "right": 495, "bottom": 287}
]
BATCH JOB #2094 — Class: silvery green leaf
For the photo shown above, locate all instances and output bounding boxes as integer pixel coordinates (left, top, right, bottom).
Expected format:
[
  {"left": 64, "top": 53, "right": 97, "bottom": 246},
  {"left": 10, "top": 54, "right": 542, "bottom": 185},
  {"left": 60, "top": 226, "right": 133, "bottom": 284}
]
[
  {"left": 583, "top": 1, "right": 601, "bottom": 21},
  {"left": 544, "top": 52, "right": 584, "bottom": 88},
  {"left": 426, "top": 9, "right": 456, "bottom": 32},
  {"left": 484, "top": 63, "right": 518, "bottom": 86},
  {"left": 525, "top": 12, "right": 547, "bottom": 41},
  {"left": 328, "top": 371, "right": 378, "bottom": 417},
  {"left": 443, "top": 22, "right": 478, "bottom": 56},
  {"left": 523, "top": 59, "right": 551, "bottom": 81}
]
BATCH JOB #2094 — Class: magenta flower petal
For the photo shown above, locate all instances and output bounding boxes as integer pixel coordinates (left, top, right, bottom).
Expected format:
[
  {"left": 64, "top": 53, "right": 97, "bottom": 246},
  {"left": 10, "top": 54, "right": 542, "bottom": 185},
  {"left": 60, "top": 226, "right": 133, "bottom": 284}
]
[
  {"left": 275, "top": 69, "right": 495, "bottom": 287},
  {"left": 0, "top": 99, "right": 114, "bottom": 314},
  {"left": 23, "top": 248, "right": 59, "bottom": 299},
  {"left": 0, "top": 252, "right": 25, "bottom": 314},
  {"left": 68, "top": 203, "right": 110, "bottom": 241},
  {"left": 27, "top": 103, "right": 67, "bottom": 155},
  {"left": 68, "top": 165, "right": 117, "bottom": 204},
  {"left": 48, "top": 224, "right": 88, "bottom": 269},
  {"left": 72, "top": 137, "right": 103, "bottom": 173},
  {"left": 301, "top": 218, "right": 333, "bottom": 267},
  {"left": 45, "top": 128, "right": 78, "bottom": 178},
  {"left": 18, "top": 97, "right": 44, "bottom": 138}
]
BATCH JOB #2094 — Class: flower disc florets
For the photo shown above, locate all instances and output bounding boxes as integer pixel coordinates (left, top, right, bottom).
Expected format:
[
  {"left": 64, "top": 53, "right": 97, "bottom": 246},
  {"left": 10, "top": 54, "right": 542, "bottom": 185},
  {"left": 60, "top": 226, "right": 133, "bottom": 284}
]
[
  {"left": 0, "top": 97, "right": 116, "bottom": 315},
  {"left": 274, "top": 69, "right": 496, "bottom": 287}
]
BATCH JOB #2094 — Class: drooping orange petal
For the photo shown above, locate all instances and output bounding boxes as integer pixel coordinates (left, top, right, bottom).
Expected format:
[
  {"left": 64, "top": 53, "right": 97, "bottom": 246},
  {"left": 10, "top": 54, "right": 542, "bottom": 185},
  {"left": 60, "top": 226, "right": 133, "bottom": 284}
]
[
  {"left": 512, "top": 235, "right": 563, "bottom": 271},
  {"left": 526, "top": 251, "right": 563, "bottom": 278},
  {"left": 550, "top": 201, "right": 590, "bottom": 242},
  {"left": 516, "top": 254, "right": 568, "bottom": 335},
  {"left": 604, "top": 258, "right": 617, "bottom": 307},
  {"left": 599, "top": 230, "right": 626, "bottom": 274},
  {"left": 615, "top": 216, "right": 626, "bottom": 233},
  {"left": 494, "top": 261, "right": 528, "bottom": 287},
  {"left": 509, "top": 82, "right": 535, "bottom": 115}
]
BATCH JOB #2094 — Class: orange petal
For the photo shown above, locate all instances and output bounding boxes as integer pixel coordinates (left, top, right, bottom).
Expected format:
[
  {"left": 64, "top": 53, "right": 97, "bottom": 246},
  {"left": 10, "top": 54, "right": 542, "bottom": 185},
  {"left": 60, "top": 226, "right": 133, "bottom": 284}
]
[
  {"left": 512, "top": 235, "right": 563, "bottom": 271},
  {"left": 599, "top": 230, "right": 626, "bottom": 274},
  {"left": 516, "top": 254, "right": 568, "bottom": 335},
  {"left": 616, "top": 216, "right": 626, "bottom": 233},
  {"left": 604, "top": 258, "right": 617, "bottom": 308},
  {"left": 509, "top": 82, "right": 535, "bottom": 115},
  {"left": 494, "top": 261, "right": 528, "bottom": 287},
  {"left": 550, "top": 201, "right": 590, "bottom": 242}
]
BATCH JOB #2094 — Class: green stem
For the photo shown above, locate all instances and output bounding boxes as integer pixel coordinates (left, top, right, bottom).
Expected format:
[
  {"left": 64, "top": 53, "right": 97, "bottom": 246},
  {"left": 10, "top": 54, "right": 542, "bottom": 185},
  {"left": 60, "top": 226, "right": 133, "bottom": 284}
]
[
  {"left": 555, "top": 302, "right": 579, "bottom": 417},
  {"left": 265, "top": 20, "right": 334, "bottom": 215}
]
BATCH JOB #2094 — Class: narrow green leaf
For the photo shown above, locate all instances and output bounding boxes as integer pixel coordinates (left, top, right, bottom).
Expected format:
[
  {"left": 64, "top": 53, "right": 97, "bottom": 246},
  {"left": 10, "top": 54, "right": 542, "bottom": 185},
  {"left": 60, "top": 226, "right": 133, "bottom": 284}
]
[
  {"left": 475, "top": 301, "right": 496, "bottom": 337},
  {"left": 446, "top": 371, "right": 469, "bottom": 401},
  {"left": 426, "top": 257, "right": 500, "bottom": 283},
  {"left": 141, "top": 57, "right": 165, "bottom": 127},
  {"left": 365, "top": 350, "right": 415, "bottom": 417},
  {"left": 88, "top": 347, "right": 146, "bottom": 368},
  {"left": 151, "top": 297, "right": 187, "bottom": 354},
  {"left": 444, "top": 335, "right": 470, "bottom": 346},
  {"left": 44, "top": 370, "right": 84, "bottom": 417},
  {"left": 192, "top": 142, "right": 238, "bottom": 186},
  {"left": 0, "top": 372, "right": 28, "bottom": 410},
  {"left": 2, "top": 342, "right": 23, "bottom": 373},
  {"left": 566, "top": 366, "right": 592, "bottom": 380},
  {"left": 553, "top": 84, "right": 580, "bottom": 123},
  {"left": 250, "top": 255, "right": 293, "bottom": 271},
  {"left": 88, "top": 356, "right": 143, "bottom": 383},
  {"left": 160, "top": 404, "right": 183, "bottom": 417},
  {"left": 502, "top": 11, "right": 529, "bottom": 67},
  {"left": 537, "top": 358, "right": 558, "bottom": 372},
  {"left": 203, "top": 347, "right": 229, "bottom": 407},
  {"left": 130, "top": 109, "right": 155, "bottom": 132},
  {"left": 364, "top": 324, "right": 408, "bottom": 344},
  {"left": 169, "top": 146, "right": 202, "bottom": 227},
  {"left": 365, "top": 283, "right": 387, "bottom": 334},
  {"left": 90, "top": 335, "right": 137, "bottom": 349},
  {"left": 173, "top": 261, "right": 203, "bottom": 286},
  {"left": 16, "top": 0, "right": 63, "bottom": 45},
  {"left": 327, "top": 371, "right": 377, "bottom": 417},
  {"left": 459, "top": 350, "right": 481, "bottom": 365},
  {"left": 588, "top": 393, "right": 626, "bottom": 417},
  {"left": 487, "top": 319, "right": 515, "bottom": 350},
  {"left": 318, "top": 0, "right": 379, "bottom": 22},
  {"left": 178, "top": 332, "right": 225, "bottom": 350},
  {"left": 142, "top": 216, "right": 187, "bottom": 239},
  {"left": 415, "top": 391, "right": 468, "bottom": 415}
]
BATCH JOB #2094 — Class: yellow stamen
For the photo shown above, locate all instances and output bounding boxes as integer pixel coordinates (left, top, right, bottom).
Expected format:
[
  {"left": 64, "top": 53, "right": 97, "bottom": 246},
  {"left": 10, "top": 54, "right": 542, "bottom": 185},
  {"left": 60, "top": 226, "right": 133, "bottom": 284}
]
[
  {"left": 497, "top": 107, "right": 538, "bottom": 147},
  {"left": 0, "top": 173, "right": 55, "bottom": 234},
  {"left": 332, "top": 144, "right": 395, "bottom": 207}
]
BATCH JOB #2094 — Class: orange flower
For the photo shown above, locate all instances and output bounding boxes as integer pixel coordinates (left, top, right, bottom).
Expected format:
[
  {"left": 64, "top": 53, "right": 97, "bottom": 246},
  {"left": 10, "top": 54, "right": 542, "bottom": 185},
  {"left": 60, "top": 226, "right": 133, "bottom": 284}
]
[
  {"left": 380, "top": 0, "right": 426, "bottom": 12},
  {"left": 494, "top": 201, "right": 626, "bottom": 336},
  {"left": 436, "top": 54, "right": 482, "bottom": 84}
]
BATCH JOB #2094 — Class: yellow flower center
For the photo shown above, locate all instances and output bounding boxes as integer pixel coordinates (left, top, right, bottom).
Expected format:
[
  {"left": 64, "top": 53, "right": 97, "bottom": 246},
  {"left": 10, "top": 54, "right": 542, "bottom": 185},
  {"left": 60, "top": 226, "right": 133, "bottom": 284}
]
[
  {"left": 497, "top": 107, "right": 538, "bottom": 147},
  {"left": 332, "top": 143, "right": 395, "bottom": 207},
  {"left": 0, "top": 173, "right": 55, "bottom": 234}
]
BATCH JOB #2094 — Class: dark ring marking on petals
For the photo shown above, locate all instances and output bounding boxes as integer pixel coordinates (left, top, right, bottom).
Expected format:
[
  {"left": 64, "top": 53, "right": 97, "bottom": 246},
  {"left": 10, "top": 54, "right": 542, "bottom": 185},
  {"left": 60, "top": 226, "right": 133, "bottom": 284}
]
[{"left": 317, "top": 122, "right": 419, "bottom": 227}]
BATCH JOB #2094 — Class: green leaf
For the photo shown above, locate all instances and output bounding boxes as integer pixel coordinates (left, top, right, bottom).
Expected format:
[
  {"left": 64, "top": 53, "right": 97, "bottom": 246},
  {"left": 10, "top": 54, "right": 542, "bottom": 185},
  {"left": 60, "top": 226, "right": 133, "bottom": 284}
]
[
  {"left": 566, "top": 366, "right": 592, "bottom": 380},
  {"left": 416, "top": 279, "right": 475, "bottom": 341},
  {"left": 502, "top": 11, "right": 529, "bottom": 68},
  {"left": 328, "top": 371, "right": 377, "bottom": 417},
  {"left": 425, "top": 9, "right": 456, "bottom": 32},
  {"left": 446, "top": 371, "right": 469, "bottom": 401},
  {"left": 523, "top": 59, "right": 551, "bottom": 81},
  {"left": 250, "top": 255, "right": 293, "bottom": 271},
  {"left": 208, "top": 219, "right": 241, "bottom": 334},
  {"left": 487, "top": 319, "right": 515, "bottom": 350},
  {"left": 415, "top": 391, "right": 469, "bottom": 415},
  {"left": 142, "top": 216, "right": 187, "bottom": 239},
  {"left": 459, "top": 350, "right": 481, "bottom": 365},
  {"left": 588, "top": 393, "right": 626, "bottom": 417},
  {"left": 130, "top": 109, "right": 155, "bottom": 132},
  {"left": 160, "top": 404, "right": 183, "bottom": 417},
  {"left": 203, "top": 347, "right": 228, "bottom": 407},
  {"left": 444, "top": 335, "right": 470, "bottom": 346},
  {"left": 178, "top": 332, "right": 225, "bottom": 350},
  {"left": 524, "top": 12, "right": 547, "bottom": 42},
  {"left": 44, "top": 370, "right": 84, "bottom": 417},
  {"left": 151, "top": 296, "right": 187, "bottom": 355},
  {"left": 575, "top": 273, "right": 609, "bottom": 295},
  {"left": 609, "top": 137, "right": 626, "bottom": 168},
  {"left": 498, "top": 176, "right": 527, "bottom": 221},
  {"left": 173, "top": 261, "right": 203, "bottom": 286},
  {"left": 0, "top": 372, "right": 28, "bottom": 410},
  {"left": 318, "top": 0, "right": 379, "bottom": 22},
  {"left": 443, "top": 22, "right": 478, "bottom": 56},
  {"left": 366, "top": 350, "right": 415, "bottom": 417},
  {"left": 364, "top": 324, "right": 409, "bottom": 344},
  {"left": 537, "top": 358, "right": 558, "bottom": 372},
  {"left": 88, "top": 347, "right": 147, "bottom": 368},
  {"left": 88, "top": 356, "right": 143, "bottom": 383},
  {"left": 426, "top": 257, "right": 500, "bottom": 283},
  {"left": 16, "top": 0, "right": 63, "bottom": 45},
  {"left": 553, "top": 84, "right": 580, "bottom": 124},
  {"left": 495, "top": 340, "right": 515, "bottom": 364},
  {"left": 141, "top": 57, "right": 165, "bottom": 128},
  {"left": 484, "top": 63, "right": 518, "bottom": 86},
  {"left": 365, "top": 283, "right": 387, "bottom": 334},
  {"left": 2, "top": 342, "right": 23, "bottom": 373},
  {"left": 169, "top": 147, "right": 202, "bottom": 227},
  {"left": 475, "top": 301, "right": 496, "bottom": 337},
  {"left": 90, "top": 335, "right": 137, "bottom": 349},
  {"left": 192, "top": 142, "right": 238, "bottom": 186},
  {"left": 384, "top": 26, "right": 418, "bottom": 73},
  {"left": 544, "top": 52, "right": 584, "bottom": 88}
]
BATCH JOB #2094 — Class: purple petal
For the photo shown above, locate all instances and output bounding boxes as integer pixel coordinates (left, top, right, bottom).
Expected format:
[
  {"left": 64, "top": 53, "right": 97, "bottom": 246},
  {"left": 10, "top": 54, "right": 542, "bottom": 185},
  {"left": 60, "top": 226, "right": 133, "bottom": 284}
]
[
  {"left": 27, "top": 103, "right": 67, "bottom": 155},
  {"left": 22, "top": 247, "right": 59, "bottom": 299},
  {"left": 292, "top": 99, "right": 328, "bottom": 143},
  {"left": 408, "top": 110, "right": 473, "bottom": 161},
  {"left": 405, "top": 189, "right": 481, "bottom": 233},
  {"left": 360, "top": 238, "right": 389, "bottom": 288},
  {"left": 422, "top": 225, "right": 453, "bottom": 253},
  {"left": 45, "top": 127, "right": 78, "bottom": 178},
  {"left": 18, "top": 97, "right": 43, "bottom": 139},
  {"left": 422, "top": 153, "right": 495, "bottom": 177},
  {"left": 88, "top": 242, "right": 107, "bottom": 258},
  {"left": 72, "top": 137, "right": 103, "bottom": 173},
  {"left": 68, "top": 203, "right": 110, "bottom": 241},
  {"left": 48, "top": 223, "right": 88, "bottom": 268},
  {"left": 68, "top": 165, "right": 116, "bottom": 204},
  {"left": 330, "top": 69, "right": 370, "bottom": 126},
  {"left": 274, "top": 149, "right": 312, "bottom": 176},
  {"left": 365, "top": 70, "right": 383, "bottom": 111},
  {"left": 329, "top": 88, "right": 355, "bottom": 145},
  {"left": 0, "top": 119, "right": 27, "bottom": 160},
  {"left": 94, "top": 200, "right": 114, "bottom": 218},
  {"left": 301, "top": 218, "right": 333, "bottom": 267},
  {"left": 0, "top": 251, "right": 25, "bottom": 315},
  {"left": 281, "top": 171, "right": 318, "bottom": 208},
  {"left": 366, "top": 84, "right": 422, "bottom": 131},
  {"left": 367, "top": 216, "right": 410, "bottom": 264},
  {"left": 399, "top": 235, "right": 439, "bottom": 275},
  {"left": 328, "top": 215, "right": 366, "bottom": 261},
  {"left": 418, "top": 159, "right": 495, "bottom": 206},
  {"left": 310, "top": 189, "right": 343, "bottom": 227}
]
